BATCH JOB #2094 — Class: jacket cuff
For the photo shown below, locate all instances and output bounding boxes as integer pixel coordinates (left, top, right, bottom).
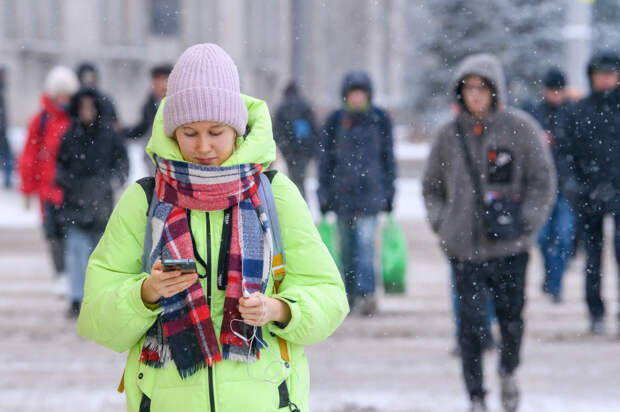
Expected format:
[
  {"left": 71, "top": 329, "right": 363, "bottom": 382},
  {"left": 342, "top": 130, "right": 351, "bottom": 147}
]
[
  {"left": 269, "top": 295, "right": 300, "bottom": 336},
  {"left": 130, "top": 275, "right": 162, "bottom": 318}
]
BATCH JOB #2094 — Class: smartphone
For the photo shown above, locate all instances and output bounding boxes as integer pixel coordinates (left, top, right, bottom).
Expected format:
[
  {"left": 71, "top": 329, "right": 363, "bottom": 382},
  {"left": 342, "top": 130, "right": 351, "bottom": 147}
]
[{"left": 162, "top": 258, "right": 197, "bottom": 274}]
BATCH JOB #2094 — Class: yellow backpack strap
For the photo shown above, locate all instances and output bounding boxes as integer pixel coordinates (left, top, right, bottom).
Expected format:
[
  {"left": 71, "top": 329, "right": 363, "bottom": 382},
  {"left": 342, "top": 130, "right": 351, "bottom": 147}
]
[
  {"left": 272, "top": 252, "right": 290, "bottom": 362},
  {"left": 117, "top": 369, "right": 125, "bottom": 393},
  {"left": 259, "top": 172, "right": 291, "bottom": 364}
]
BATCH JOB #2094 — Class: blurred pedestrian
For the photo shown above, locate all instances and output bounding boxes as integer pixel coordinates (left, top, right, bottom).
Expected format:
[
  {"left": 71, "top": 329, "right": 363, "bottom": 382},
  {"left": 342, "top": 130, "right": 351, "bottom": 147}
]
[
  {"left": 0, "top": 68, "right": 12, "bottom": 189},
  {"left": 123, "top": 64, "right": 172, "bottom": 175},
  {"left": 525, "top": 68, "right": 576, "bottom": 303},
  {"left": 565, "top": 52, "right": 620, "bottom": 336},
  {"left": 76, "top": 61, "right": 119, "bottom": 130},
  {"left": 77, "top": 43, "right": 347, "bottom": 411},
  {"left": 18, "top": 65, "right": 79, "bottom": 294},
  {"left": 274, "top": 81, "right": 318, "bottom": 198},
  {"left": 56, "top": 87, "right": 128, "bottom": 317},
  {"left": 423, "top": 54, "right": 555, "bottom": 412},
  {"left": 318, "top": 70, "right": 396, "bottom": 316}
]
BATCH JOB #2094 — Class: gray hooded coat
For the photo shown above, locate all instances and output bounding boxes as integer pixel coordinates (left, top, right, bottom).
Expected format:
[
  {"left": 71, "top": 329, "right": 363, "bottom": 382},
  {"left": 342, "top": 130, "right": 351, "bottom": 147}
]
[{"left": 422, "top": 54, "right": 556, "bottom": 262}]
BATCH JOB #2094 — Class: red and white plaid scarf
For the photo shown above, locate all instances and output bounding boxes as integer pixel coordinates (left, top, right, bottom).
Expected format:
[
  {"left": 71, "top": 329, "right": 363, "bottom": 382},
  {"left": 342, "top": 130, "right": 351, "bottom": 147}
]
[{"left": 140, "top": 156, "right": 272, "bottom": 378}]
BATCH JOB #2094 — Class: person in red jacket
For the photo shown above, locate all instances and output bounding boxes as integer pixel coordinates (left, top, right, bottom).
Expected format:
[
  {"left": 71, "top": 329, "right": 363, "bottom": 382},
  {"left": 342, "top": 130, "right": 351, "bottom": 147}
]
[{"left": 19, "top": 65, "right": 79, "bottom": 288}]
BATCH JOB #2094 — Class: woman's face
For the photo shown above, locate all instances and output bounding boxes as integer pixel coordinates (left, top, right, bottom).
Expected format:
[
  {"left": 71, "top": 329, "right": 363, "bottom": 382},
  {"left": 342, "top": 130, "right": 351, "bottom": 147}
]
[{"left": 174, "top": 121, "right": 237, "bottom": 166}]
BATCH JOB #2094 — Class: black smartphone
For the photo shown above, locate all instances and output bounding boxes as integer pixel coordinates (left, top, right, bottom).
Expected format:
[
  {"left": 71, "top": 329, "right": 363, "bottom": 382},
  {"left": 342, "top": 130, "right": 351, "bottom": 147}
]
[{"left": 162, "top": 258, "right": 197, "bottom": 274}]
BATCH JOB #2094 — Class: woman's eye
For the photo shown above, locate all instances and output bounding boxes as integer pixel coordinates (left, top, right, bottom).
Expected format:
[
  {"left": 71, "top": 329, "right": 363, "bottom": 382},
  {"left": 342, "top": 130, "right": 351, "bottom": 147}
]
[
  {"left": 184, "top": 132, "right": 197, "bottom": 137},
  {"left": 210, "top": 132, "right": 222, "bottom": 137}
]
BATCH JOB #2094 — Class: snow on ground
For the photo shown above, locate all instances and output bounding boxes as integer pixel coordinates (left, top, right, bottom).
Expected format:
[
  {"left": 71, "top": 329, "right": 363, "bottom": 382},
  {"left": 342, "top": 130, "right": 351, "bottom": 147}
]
[
  {"left": 1, "top": 211, "right": 619, "bottom": 411},
  {"left": 2, "top": 130, "right": 618, "bottom": 411}
]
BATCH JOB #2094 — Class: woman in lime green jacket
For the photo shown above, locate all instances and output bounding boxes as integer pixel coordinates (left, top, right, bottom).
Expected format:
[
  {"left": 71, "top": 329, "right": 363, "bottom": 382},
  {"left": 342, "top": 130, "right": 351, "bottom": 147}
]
[{"left": 77, "top": 43, "right": 348, "bottom": 412}]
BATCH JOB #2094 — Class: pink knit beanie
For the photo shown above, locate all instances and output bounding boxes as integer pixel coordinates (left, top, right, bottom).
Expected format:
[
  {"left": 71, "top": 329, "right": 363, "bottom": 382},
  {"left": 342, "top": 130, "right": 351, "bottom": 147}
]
[{"left": 163, "top": 43, "right": 248, "bottom": 137}]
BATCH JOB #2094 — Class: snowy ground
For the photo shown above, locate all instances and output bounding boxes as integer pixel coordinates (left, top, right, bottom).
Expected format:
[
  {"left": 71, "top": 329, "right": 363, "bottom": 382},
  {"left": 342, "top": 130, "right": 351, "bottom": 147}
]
[
  {"left": 1, "top": 179, "right": 619, "bottom": 412},
  {"left": 1, "top": 137, "right": 619, "bottom": 411}
]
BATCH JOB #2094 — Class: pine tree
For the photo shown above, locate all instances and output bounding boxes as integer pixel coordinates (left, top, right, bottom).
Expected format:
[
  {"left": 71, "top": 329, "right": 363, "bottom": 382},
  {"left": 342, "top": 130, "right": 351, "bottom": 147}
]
[
  {"left": 592, "top": 0, "right": 620, "bottom": 53},
  {"left": 418, "top": 0, "right": 565, "bottom": 114}
]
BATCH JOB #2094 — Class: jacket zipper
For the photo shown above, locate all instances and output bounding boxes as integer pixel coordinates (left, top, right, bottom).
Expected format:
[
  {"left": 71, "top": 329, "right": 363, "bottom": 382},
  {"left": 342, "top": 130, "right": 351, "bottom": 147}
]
[{"left": 205, "top": 214, "right": 216, "bottom": 412}]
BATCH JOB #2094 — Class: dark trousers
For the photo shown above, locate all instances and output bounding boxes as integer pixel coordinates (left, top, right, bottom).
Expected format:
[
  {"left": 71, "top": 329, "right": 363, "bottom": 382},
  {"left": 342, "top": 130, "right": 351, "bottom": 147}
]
[
  {"left": 581, "top": 211, "right": 620, "bottom": 320},
  {"left": 43, "top": 202, "right": 66, "bottom": 276},
  {"left": 451, "top": 252, "right": 528, "bottom": 400}
]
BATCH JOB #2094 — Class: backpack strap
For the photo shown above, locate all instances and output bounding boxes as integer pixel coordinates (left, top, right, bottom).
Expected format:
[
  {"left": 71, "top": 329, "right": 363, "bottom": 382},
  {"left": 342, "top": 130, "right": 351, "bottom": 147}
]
[
  {"left": 136, "top": 177, "right": 157, "bottom": 273},
  {"left": 258, "top": 171, "right": 300, "bottom": 411}
]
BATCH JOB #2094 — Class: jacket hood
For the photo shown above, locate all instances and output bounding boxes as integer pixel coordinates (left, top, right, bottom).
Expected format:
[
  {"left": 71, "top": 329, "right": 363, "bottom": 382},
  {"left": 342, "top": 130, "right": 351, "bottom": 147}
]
[
  {"left": 452, "top": 53, "right": 507, "bottom": 107},
  {"left": 68, "top": 87, "right": 104, "bottom": 124},
  {"left": 146, "top": 95, "right": 276, "bottom": 168},
  {"left": 341, "top": 70, "right": 373, "bottom": 101}
]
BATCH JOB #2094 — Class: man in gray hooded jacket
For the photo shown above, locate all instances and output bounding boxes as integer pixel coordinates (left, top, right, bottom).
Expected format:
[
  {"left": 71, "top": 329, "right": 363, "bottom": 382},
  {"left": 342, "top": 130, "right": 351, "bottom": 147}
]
[{"left": 423, "top": 54, "right": 555, "bottom": 412}]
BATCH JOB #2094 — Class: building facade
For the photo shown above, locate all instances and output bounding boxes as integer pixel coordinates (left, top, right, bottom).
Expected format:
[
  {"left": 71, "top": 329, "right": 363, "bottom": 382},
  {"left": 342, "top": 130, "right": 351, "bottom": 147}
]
[{"left": 0, "top": 0, "right": 425, "bottom": 128}]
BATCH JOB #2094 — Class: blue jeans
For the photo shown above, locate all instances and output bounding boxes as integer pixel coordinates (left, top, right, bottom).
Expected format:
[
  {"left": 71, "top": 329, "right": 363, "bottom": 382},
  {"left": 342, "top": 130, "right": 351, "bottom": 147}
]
[
  {"left": 337, "top": 215, "right": 377, "bottom": 302},
  {"left": 451, "top": 269, "right": 495, "bottom": 340},
  {"left": 537, "top": 194, "right": 575, "bottom": 298},
  {"left": 67, "top": 228, "right": 101, "bottom": 303}
]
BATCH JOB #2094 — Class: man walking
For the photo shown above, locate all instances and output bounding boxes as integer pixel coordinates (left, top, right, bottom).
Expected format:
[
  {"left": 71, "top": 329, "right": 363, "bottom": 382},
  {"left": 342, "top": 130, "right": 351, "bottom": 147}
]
[
  {"left": 318, "top": 70, "right": 396, "bottom": 316},
  {"left": 273, "top": 82, "right": 318, "bottom": 198},
  {"left": 526, "top": 68, "right": 576, "bottom": 303},
  {"left": 565, "top": 52, "right": 620, "bottom": 335},
  {"left": 423, "top": 54, "right": 555, "bottom": 412}
]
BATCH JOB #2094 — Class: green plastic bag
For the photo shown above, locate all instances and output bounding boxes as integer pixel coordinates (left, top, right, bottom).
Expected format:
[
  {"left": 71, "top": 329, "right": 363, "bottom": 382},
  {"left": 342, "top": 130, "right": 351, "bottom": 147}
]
[
  {"left": 382, "top": 215, "right": 407, "bottom": 294},
  {"left": 317, "top": 218, "right": 341, "bottom": 270}
]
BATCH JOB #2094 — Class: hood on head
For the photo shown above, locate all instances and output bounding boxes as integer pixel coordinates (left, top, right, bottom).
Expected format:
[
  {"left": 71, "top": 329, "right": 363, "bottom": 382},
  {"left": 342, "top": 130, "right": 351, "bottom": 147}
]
[
  {"left": 146, "top": 95, "right": 276, "bottom": 169},
  {"left": 68, "top": 87, "right": 103, "bottom": 123},
  {"left": 452, "top": 53, "right": 507, "bottom": 109},
  {"left": 341, "top": 70, "right": 373, "bottom": 101}
]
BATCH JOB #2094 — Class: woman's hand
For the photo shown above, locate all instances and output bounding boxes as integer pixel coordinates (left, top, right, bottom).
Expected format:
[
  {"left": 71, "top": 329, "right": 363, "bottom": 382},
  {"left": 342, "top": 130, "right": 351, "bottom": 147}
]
[
  {"left": 141, "top": 259, "right": 198, "bottom": 304},
  {"left": 238, "top": 292, "right": 291, "bottom": 327}
]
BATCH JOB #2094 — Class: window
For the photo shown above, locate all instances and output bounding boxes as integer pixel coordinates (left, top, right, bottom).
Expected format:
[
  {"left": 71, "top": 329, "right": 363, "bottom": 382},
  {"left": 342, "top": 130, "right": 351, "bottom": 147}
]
[{"left": 151, "top": 0, "right": 179, "bottom": 36}]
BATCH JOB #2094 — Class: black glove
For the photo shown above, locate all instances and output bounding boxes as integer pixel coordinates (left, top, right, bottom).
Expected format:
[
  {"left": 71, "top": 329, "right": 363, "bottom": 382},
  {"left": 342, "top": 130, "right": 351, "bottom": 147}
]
[
  {"left": 320, "top": 204, "right": 332, "bottom": 215},
  {"left": 384, "top": 200, "right": 393, "bottom": 213}
]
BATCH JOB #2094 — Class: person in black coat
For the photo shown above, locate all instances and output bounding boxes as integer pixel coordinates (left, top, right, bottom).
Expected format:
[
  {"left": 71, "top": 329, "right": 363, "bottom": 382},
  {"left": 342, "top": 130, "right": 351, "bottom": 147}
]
[
  {"left": 76, "top": 62, "right": 119, "bottom": 131},
  {"left": 56, "top": 87, "right": 128, "bottom": 317},
  {"left": 273, "top": 82, "right": 318, "bottom": 198},
  {"left": 124, "top": 64, "right": 172, "bottom": 141},
  {"left": 565, "top": 52, "right": 620, "bottom": 335},
  {"left": 123, "top": 64, "right": 172, "bottom": 175},
  {"left": 526, "top": 68, "right": 576, "bottom": 303},
  {"left": 318, "top": 70, "right": 396, "bottom": 315}
]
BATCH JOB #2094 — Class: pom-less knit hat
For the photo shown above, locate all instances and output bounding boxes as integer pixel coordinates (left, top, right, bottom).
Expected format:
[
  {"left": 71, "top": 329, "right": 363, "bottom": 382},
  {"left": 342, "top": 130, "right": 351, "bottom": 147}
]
[
  {"left": 45, "top": 66, "right": 79, "bottom": 98},
  {"left": 163, "top": 43, "right": 248, "bottom": 137}
]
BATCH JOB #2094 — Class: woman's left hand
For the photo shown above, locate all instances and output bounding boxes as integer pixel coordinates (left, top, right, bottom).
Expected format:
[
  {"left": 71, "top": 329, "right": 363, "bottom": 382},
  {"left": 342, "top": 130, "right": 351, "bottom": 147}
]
[{"left": 239, "top": 292, "right": 291, "bottom": 327}]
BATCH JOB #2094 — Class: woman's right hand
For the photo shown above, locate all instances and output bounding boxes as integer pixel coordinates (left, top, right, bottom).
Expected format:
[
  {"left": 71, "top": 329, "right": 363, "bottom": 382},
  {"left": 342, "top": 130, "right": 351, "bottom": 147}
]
[{"left": 141, "top": 260, "right": 198, "bottom": 304}]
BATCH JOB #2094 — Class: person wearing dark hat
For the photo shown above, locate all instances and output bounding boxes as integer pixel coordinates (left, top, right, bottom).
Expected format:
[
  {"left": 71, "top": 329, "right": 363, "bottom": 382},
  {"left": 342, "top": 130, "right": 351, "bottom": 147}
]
[
  {"left": 525, "top": 67, "right": 576, "bottom": 303},
  {"left": 565, "top": 51, "right": 620, "bottom": 335},
  {"left": 123, "top": 64, "right": 173, "bottom": 174},
  {"left": 75, "top": 61, "right": 119, "bottom": 130},
  {"left": 124, "top": 64, "right": 173, "bottom": 142},
  {"left": 273, "top": 81, "right": 318, "bottom": 198},
  {"left": 318, "top": 70, "right": 396, "bottom": 316}
]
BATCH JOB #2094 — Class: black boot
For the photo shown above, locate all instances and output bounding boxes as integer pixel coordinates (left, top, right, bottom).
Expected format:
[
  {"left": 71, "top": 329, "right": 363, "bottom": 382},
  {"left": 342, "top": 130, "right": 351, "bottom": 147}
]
[{"left": 67, "top": 300, "right": 81, "bottom": 319}]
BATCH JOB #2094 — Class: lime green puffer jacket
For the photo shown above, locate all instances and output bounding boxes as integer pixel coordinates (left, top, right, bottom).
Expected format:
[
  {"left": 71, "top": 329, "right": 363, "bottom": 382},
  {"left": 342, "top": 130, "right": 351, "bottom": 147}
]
[{"left": 77, "top": 95, "right": 349, "bottom": 412}]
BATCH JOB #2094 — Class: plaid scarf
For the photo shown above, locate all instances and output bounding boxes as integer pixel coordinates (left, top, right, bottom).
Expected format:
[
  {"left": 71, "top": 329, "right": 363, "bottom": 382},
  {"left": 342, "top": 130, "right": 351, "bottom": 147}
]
[{"left": 139, "top": 155, "right": 273, "bottom": 378}]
